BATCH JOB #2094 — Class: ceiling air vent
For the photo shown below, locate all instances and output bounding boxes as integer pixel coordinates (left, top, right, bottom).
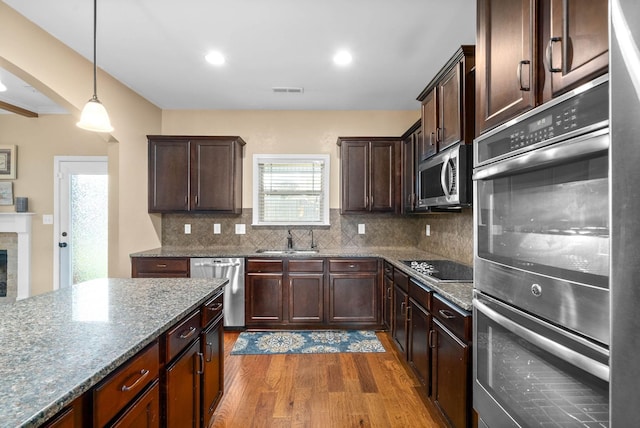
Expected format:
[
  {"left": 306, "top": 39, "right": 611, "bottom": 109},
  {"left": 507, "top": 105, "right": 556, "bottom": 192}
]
[{"left": 272, "top": 87, "right": 304, "bottom": 94}]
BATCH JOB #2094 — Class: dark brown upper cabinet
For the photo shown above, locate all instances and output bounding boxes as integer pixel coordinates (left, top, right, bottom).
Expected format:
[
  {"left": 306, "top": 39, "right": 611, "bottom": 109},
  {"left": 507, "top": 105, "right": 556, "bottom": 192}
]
[
  {"left": 476, "top": 0, "right": 537, "bottom": 135},
  {"left": 401, "top": 120, "right": 421, "bottom": 214},
  {"left": 337, "top": 138, "right": 401, "bottom": 214},
  {"left": 417, "top": 46, "right": 475, "bottom": 160},
  {"left": 476, "top": 0, "right": 608, "bottom": 135},
  {"left": 147, "top": 135, "right": 245, "bottom": 213}
]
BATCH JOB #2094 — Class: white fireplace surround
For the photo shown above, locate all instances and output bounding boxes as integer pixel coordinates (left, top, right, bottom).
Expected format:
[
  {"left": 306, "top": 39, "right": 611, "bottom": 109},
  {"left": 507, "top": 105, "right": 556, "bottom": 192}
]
[{"left": 0, "top": 213, "right": 33, "bottom": 300}]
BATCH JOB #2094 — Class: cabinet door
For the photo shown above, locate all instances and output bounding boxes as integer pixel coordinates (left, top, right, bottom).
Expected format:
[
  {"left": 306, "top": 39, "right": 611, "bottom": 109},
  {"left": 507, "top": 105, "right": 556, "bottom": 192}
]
[
  {"left": 369, "top": 141, "right": 398, "bottom": 212},
  {"left": 246, "top": 273, "right": 284, "bottom": 324},
  {"left": 339, "top": 141, "right": 369, "bottom": 213},
  {"left": 165, "top": 339, "right": 202, "bottom": 428},
  {"left": 408, "top": 301, "right": 431, "bottom": 392},
  {"left": 328, "top": 273, "right": 378, "bottom": 324},
  {"left": 431, "top": 319, "right": 470, "bottom": 428},
  {"left": 382, "top": 275, "right": 393, "bottom": 330},
  {"left": 402, "top": 131, "right": 417, "bottom": 214},
  {"left": 438, "top": 65, "right": 462, "bottom": 151},
  {"left": 112, "top": 382, "right": 160, "bottom": 428},
  {"left": 191, "top": 140, "right": 240, "bottom": 212},
  {"left": 148, "top": 140, "right": 190, "bottom": 212},
  {"left": 202, "top": 318, "right": 224, "bottom": 427},
  {"left": 547, "top": 0, "right": 608, "bottom": 97},
  {"left": 391, "top": 285, "right": 408, "bottom": 356},
  {"left": 288, "top": 273, "right": 324, "bottom": 323},
  {"left": 420, "top": 90, "right": 438, "bottom": 160},
  {"left": 476, "top": 0, "right": 536, "bottom": 134}
]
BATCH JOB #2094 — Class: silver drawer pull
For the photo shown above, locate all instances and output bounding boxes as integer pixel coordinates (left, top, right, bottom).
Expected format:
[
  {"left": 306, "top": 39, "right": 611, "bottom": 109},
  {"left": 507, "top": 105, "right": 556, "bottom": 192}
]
[
  {"left": 208, "top": 303, "right": 223, "bottom": 311},
  {"left": 438, "top": 309, "right": 456, "bottom": 320},
  {"left": 179, "top": 326, "right": 197, "bottom": 340},
  {"left": 156, "top": 264, "right": 167, "bottom": 268},
  {"left": 120, "top": 369, "right": 149, "bottom": 392}
]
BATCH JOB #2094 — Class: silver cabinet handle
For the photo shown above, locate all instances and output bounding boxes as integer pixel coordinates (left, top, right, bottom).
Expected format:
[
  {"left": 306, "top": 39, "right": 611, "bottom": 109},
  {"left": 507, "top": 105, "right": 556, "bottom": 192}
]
[
  {"left": 179, "top": 326, "right": 197, "bottom": 340},
  {"left": 517, "top": 60, "right": 531, "bottom": 91},
  {"left": 438, "top": 309, "right": 456, "bottom": 320},
  {"left": 547, "top": 36, "right": 562, "bottom": 73},
  {"left": 196, "top": 352, "right": 205, "bottom": 375},
  {"left": 120, "top": 369, "right": 149, "bottom": 392}
]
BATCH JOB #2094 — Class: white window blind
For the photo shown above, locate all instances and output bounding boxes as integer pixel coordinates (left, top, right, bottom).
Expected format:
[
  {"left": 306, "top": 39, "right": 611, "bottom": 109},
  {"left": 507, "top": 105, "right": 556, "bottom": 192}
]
[{"left": 253, "top": 154, "right": 330, "bottom": 226}]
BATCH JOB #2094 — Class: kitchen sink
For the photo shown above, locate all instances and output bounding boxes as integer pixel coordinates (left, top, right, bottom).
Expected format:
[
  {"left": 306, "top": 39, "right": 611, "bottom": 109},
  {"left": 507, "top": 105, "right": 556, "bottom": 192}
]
[{"left": 256, "top": 249, "right": 319, "bottom": 255}]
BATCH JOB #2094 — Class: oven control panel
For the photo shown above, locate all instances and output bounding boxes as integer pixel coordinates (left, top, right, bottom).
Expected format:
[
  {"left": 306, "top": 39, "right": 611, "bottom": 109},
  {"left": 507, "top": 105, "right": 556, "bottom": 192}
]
[{"left": 475, "top": 76, "right": 609, "bottom": 166}]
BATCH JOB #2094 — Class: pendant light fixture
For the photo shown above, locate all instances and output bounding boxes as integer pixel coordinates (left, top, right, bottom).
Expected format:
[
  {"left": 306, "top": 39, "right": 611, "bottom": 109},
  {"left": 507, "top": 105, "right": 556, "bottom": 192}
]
[{"left": 76, "top": 0, "right": 113, "bottom": 132}]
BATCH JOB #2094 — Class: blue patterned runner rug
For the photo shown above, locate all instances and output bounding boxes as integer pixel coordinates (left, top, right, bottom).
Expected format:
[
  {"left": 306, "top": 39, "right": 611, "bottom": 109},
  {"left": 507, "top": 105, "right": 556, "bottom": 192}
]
[{"left": 230, "top": 330, "right": 386, "bottom": 355}]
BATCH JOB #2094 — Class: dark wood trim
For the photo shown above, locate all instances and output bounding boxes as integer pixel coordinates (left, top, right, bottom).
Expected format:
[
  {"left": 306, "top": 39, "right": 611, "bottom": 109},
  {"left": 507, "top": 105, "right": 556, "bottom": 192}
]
[{"left": 0, "top": 100, "right": 38, "bottom": 118}]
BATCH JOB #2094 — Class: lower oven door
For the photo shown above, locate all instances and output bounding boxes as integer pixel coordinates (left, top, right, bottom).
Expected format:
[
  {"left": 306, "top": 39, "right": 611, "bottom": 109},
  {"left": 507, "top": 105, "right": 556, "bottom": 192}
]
[{"left": 473, "top": 291, "right": 609, "bottom": 428}]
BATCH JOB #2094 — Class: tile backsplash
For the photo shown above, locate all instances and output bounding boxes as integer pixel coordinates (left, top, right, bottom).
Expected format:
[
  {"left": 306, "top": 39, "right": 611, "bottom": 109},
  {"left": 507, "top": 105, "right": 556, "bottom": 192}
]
[{"left": 162, "top": 208, "right": 473, "bottom": 265}]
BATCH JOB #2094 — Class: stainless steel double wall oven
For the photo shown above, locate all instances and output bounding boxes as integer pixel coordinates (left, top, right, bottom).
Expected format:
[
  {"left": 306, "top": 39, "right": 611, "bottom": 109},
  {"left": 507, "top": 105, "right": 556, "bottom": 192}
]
[{"left": 472, "top": 75, "right": 610, "bottom": 427}]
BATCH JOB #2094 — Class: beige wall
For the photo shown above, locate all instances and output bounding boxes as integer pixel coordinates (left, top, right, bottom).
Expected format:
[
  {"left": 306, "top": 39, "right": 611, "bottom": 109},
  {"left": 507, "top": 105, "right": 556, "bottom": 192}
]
[
  {"left": 161, "top": 110, "right": 420, "bottom": 208},
  {"left": 0, "top": 114, "right": 107, "bottom": 295},
  {"left": 1, "top": 2, "right": 163, "bottom": 294}
]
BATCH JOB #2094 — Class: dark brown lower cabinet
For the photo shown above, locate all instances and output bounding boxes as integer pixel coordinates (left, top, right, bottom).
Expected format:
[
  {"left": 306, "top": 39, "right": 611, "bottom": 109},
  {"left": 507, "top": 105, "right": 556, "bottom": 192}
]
[
  {"left": 165, "top": 338, "right": 202, "bottom": 428},
  {"left": 111, "top": 381, "right": 160, "bottom": 428},
  {"left": 431, "top": 319, "right": 470, "bottom": 428},
  {"left": 288, "top": 273, "right": 324, "bottom": 323},
  {"left": 408, "top": 299, "right": 431, "bottom": 391},
  {"left": 201, "top": 315, "right": 224, "bottom": 428},
  {"left": 246, "top": 273, "right": 284, "bottom": 325},
  {"left": 328, "top": 272, "right": 379, "bottom": 324},
  {"left": 391, "top": 284, "right": 409, "bottom": 356},
  {"left": 382, "top": 272, "right": 393, "bottom": 330}
]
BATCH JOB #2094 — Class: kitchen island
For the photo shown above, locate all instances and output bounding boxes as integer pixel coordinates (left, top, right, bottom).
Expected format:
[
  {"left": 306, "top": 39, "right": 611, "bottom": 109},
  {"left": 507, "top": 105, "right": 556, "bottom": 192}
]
[{"left": 0, "top": 277, "right": 226, "bottom": 427}]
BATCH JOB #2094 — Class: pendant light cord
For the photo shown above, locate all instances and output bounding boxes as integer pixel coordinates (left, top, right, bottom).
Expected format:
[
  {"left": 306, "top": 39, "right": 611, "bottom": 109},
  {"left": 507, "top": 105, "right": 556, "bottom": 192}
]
[{"left": 92, "top": 0, "right": 98, "bottom": 99}]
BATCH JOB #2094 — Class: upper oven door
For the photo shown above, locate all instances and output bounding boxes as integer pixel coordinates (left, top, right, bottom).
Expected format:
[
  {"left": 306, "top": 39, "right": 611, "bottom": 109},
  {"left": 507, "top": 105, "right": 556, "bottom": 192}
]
[
  {"left": 474, "top": 129, "right": 609, "bottom": 288},
  {"left": 473, "top": 129, "right": 610, "bottom": 345}
]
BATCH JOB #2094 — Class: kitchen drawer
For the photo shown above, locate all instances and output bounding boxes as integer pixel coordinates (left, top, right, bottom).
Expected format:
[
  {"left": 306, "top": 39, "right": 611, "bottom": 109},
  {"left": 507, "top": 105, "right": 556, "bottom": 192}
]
[
  {"left": 432, "top": 294, "right": 471, "bottom": 341},
  {"left": 383, "top": 261, "right": 394, "bottom": 279},
  {"left": 288, "top": 259, "right": 324, "bottom": 273},
  {"left": 93, "top": 341, "right": 160, "bottom": 427},
  {"left": 132, "top": 257, "right": 189, "bottom": 277},
  {"left": 409, "top": 278, "right": 431, "bottom": 310},
  {"left": 111, "top": 380, "right": 160, "bottom": 428},
  {"left": 328, "top": 259, "right": 378, "bottom": 272},
  {"left": 201, "top": 291, "right": 224, "bottom": 327},
  {"left": 393, "top": 269, "right": 409, "bottom": 292},
  {"left": 246, "top": 259, "right": 284, "bottom": 273},
  {"left": 165, "top": 309, "right": 202, "bottom": 362}
]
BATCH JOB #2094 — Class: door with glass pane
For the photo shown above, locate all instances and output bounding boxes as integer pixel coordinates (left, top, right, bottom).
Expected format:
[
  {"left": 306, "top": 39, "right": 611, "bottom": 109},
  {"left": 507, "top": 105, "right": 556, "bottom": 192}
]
[{"left": 54, "top": 157, "right": 108, "bottom": 289}]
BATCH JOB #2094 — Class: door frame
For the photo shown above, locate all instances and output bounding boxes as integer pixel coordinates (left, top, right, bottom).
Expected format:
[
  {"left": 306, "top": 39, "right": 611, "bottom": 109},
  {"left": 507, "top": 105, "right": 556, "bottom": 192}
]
[{"left": 53, "top": 156, "right": 108, "bottom": 290}]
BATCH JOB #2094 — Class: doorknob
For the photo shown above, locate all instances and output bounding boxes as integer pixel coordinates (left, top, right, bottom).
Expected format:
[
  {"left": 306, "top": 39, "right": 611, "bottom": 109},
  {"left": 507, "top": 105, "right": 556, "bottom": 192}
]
[{"left": 59, "top": 242, "right": 68, "bottom": 248}]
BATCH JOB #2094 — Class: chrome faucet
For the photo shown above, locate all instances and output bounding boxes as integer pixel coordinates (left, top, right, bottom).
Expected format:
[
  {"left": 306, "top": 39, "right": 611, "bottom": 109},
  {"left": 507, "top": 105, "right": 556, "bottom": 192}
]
[
  {"left": 309, "top": 229, "right": 317, "bottom": 249},
  {"left": 287, "top": 229, "right": 293, "bottom": 249}
]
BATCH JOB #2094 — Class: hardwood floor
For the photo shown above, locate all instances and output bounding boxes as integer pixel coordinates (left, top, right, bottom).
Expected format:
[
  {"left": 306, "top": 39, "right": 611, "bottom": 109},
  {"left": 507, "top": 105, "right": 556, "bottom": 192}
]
[{"left": 210, "top": 331, "right": 442, "bottom": 428}]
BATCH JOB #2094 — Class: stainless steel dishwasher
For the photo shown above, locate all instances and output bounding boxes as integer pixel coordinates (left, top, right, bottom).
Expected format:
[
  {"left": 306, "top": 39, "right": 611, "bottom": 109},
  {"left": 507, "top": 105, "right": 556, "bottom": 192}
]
[{"left": 190, "top": 258, "right": 244, "bottom": 328}]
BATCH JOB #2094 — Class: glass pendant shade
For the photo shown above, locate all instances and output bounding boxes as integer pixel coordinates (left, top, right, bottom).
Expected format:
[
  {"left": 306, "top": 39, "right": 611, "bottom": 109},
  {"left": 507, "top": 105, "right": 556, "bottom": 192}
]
[{"left": 77, "top": 95, "right": 113, "bottom": 132}]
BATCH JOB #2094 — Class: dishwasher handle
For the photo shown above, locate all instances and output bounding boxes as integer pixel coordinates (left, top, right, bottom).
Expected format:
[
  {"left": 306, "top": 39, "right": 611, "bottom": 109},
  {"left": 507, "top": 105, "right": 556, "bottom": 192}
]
[{"left": 192, "top": 260, "right": 241, "bottom": 268}]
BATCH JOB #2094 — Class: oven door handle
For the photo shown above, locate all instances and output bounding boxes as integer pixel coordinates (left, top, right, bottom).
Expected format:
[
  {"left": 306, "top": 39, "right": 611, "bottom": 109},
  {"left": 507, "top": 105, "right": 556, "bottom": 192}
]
[
  {"left": 474, "top": 298, "right": 610, "bottom": 382},
  {"left": 472, "top": 128, "right": 609, "bottom": 181}
]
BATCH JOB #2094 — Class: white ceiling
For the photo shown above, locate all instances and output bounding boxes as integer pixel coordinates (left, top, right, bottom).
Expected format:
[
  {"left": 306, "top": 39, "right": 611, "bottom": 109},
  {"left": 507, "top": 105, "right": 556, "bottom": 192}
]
[{"left": 1, "top": 0, "right": 476, "bottom": 113}]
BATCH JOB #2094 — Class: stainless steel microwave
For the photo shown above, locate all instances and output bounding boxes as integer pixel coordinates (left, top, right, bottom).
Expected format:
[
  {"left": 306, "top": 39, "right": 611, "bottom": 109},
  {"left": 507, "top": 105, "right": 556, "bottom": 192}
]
[{"left": 416, "top": 143, "right": 472, "bottom": 210}]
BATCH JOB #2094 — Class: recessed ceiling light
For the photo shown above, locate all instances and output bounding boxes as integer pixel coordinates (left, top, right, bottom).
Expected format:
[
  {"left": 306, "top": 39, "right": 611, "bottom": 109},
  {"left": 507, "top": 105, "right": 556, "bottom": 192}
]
[
  {"left": 333, "top": 50, "right": 353, "bottom": 66},
  {"left": 205, "top": 51, "right": 226, "bottom": 66},
  {"left": 0, "top": 80, "right": 7, "bottom": 92}
]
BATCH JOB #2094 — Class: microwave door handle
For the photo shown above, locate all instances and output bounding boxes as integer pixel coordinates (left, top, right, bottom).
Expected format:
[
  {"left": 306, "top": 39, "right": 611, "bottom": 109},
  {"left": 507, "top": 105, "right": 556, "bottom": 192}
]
[
  {"left": 472, "top": 129, "right": 609, "bottom": 181},
  {"left": 440, "top": 154, "right": 451, "bottom": 197},
  {"left": 474, "top": 298, "right": 610, "bottom": 382}
]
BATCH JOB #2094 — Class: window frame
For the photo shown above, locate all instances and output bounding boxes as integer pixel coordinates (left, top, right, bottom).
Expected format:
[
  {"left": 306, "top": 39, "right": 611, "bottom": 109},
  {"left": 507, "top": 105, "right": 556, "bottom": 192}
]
[{"left": 252, "top": 154, "right": 330, "bottom": 226}]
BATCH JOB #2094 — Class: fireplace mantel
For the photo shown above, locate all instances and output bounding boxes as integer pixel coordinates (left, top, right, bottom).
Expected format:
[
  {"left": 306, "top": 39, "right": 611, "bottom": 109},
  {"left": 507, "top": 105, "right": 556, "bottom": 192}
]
[{"left": 0, "top": 213, "right": 33, "bottom": 300}]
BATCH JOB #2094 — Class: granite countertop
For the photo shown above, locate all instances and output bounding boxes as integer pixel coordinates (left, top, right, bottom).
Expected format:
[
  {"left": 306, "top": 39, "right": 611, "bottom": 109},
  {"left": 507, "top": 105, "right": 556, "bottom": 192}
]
[
  {"left": 0, "top": 277, "right": 227, "bottom": 428},
  {"left": 131, "top": 246, "right": 474, "bottom": 311}
]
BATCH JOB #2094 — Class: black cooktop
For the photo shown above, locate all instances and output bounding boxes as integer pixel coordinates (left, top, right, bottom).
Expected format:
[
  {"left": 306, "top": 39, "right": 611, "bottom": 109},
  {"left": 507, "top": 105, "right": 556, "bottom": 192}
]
[{"left": 401, "top": 260, "right": 473, "bottom": 282}]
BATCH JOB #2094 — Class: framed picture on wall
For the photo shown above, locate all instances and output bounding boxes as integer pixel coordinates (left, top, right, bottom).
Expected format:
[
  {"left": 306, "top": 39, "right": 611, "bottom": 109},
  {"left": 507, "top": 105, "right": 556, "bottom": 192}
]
[
  {"left": 0, "top": 146, "right": 16, "bottom": 180},
  {"left": 0, "top": 182, "right": 13, "bottom": 205}
]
